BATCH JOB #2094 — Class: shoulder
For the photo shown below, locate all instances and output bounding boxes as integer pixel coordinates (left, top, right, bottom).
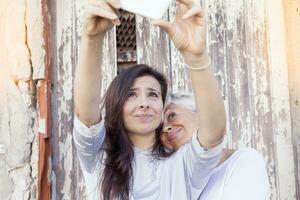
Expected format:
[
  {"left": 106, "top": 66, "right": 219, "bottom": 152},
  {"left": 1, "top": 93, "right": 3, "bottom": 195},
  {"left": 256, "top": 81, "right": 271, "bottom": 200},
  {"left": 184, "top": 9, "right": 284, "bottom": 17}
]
[
  {"left": 235, "top": 148, "right": 266, "bottom": 164},
  {"left": 225, "top": 148, "right": 267, "bottom": 176},
  {"left": 219, "top": 148, "right": 270, "bottom": 199}
]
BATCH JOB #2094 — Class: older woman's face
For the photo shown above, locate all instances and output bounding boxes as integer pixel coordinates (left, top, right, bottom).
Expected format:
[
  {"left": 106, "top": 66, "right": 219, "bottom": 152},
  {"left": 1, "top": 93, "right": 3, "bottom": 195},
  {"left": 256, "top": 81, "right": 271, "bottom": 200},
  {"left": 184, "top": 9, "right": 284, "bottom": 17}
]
[{"left": 161, "top": 103, "right": 199, "bottom": 150}]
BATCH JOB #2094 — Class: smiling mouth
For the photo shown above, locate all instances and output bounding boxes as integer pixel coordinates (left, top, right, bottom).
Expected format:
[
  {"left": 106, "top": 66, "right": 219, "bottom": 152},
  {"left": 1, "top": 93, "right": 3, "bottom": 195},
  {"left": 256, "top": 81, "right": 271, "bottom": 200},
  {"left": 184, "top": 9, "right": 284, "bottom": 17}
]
[
  {"left": 135, "top": 114, "right": 153, "bottom": 118},
  {"left": 135, "top": 114, "right": 153, "bottom": 121}
]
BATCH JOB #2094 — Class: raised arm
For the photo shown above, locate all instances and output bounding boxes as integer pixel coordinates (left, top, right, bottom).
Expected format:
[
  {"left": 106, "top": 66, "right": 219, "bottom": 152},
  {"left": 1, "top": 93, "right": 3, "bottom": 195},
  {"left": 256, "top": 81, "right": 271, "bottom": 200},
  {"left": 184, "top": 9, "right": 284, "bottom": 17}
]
[
  {"left": 152, "top": 0, "right": 226, "bottom": 149},
  {"left": 74, "top": 0, "right": 121, "bottom": 126}
]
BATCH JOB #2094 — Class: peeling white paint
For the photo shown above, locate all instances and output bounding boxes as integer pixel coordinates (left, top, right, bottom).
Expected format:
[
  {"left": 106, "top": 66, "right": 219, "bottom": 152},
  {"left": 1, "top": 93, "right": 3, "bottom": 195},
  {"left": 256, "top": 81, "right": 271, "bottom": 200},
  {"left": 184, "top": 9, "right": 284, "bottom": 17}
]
[
  {"left": 0, "top": 144, "right": 6, "bottom": 154},
  {"left": 267, "top": 0, "right": 296, "bottom": 199},
  {"left": 38, "top": 118, "right": 46, "bottom": 134}
]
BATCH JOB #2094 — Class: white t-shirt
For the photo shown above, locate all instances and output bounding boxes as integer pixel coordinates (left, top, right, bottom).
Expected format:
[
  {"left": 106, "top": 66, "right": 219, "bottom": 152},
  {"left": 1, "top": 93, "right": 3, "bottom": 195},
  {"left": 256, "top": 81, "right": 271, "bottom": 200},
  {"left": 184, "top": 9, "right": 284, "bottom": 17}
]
[
  {"left": 199, "top": 148, "right": 270, "bottom": 200},
  {"left": 73, "top": 116, "right": 223, "bottom": 200}
]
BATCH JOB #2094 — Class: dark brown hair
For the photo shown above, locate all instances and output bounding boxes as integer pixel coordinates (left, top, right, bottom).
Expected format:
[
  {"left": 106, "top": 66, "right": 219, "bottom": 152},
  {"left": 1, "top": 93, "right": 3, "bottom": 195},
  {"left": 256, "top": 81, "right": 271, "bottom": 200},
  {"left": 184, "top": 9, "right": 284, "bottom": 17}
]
[{"left": 101, "top": 65, "right": 171, "bottom": 200}]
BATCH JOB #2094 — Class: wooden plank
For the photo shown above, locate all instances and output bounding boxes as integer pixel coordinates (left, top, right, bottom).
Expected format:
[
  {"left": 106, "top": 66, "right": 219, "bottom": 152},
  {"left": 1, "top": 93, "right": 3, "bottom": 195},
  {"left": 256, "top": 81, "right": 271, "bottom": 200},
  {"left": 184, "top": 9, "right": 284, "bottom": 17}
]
[
  {"left": 51, "top": 0, "right": 117, "bottom": 199},
  {"left": 242, "top": 1, "right": 277, "bottom": 198},
  {"left": 51, "top": 0, "right": 77, "bottom": 198},
  {"left": 203, "top": 0, "right": 232, "bottom": 147},
  {"left": 168, "top": 1, "right": 192, "bottom": 92},
  {"left": 283, "top": 0, "right": 300, "bottom": 197},
  {"left": 135, "top": 14, "right": 171, "bottom": 79},
  {"left": 73, "top": 1, "right": 87, "bottom": 198},
  {"left": 266, "top": 0, "right": 297, "bottom": 199},
  {"left": 223, "top": 0, "right": 253, "bottom": 147}
]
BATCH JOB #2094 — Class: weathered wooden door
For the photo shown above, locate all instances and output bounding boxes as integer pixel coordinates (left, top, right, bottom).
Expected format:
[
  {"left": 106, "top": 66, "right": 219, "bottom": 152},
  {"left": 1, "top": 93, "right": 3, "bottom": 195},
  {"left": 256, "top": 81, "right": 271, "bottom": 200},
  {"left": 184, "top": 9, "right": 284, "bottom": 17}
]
[{"left": 50, "top": 0, "right": 298, "bottom": 199}]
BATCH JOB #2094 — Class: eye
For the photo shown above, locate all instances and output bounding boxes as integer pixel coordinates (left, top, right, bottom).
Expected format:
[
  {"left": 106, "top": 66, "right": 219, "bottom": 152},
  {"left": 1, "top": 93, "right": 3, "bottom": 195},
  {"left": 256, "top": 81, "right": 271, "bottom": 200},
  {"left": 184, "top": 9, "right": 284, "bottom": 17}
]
[
  {"left": 149, "top": 91, "right": 158, "bottom": 98},
  {"left": 167, "top": 112, "right": 176, "bottom": 121},
  {"left": 128, "top": 91, "right": 136, "bottom": 99}
]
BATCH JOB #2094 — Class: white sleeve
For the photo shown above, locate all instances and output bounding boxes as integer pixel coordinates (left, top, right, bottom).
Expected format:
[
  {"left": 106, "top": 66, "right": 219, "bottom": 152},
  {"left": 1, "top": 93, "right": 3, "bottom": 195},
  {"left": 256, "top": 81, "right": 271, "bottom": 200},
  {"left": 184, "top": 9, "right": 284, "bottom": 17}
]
[
  {"left": 72, "top": 115, "right": 105, "bottom": 172},
  {"left": 222, "top": 149, "right": 270, "bottom": 200},
  {"left": 181, "top": 132, "right": 223, "bottom": 190}
]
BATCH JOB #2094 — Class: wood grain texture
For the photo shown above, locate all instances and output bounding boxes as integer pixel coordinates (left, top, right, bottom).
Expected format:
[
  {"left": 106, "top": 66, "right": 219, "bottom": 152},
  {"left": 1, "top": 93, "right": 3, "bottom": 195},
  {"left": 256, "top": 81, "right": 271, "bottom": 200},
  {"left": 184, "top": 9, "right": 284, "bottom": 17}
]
[
  {"left": 168, "top": 1, "right": 192, "bottom": 93},
  {"left": 284, "top": 0, "right": 300, "bottom": 197},
  {"left": 44, "top": 0, "right": 300, "bottom": 199},
  {"left": 243, "top": 1, "right": 277, "bottom": 198},
  {"left": 204, "top": 0, "right": 232, "bottom": 146},
  {"left": 51, "top": 0, "right": 117, "bottom": 199},
  {"left": 135, "top": 15, "right": 171, "bottom": 78},
  {"left": 266, "top": 0, "right": 297, "bottom": 199},
  {"left": 51, "top": 0, "right": 77, "bottom": 198}
]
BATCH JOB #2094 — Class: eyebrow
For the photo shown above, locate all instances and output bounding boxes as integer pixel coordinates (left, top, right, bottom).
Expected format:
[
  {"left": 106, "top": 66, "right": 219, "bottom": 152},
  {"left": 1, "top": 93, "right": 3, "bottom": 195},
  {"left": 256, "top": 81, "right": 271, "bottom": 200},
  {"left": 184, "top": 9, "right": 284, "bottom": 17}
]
[{"left": 130, "top": 87, "right": 161, "bottom": 95}]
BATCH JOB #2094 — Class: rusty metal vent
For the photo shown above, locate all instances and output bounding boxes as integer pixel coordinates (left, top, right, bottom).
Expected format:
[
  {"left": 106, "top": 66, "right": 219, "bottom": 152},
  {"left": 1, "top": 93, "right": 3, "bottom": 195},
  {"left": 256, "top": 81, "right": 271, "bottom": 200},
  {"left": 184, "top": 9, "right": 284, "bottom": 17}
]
[{"left": 116, "top": 10, "right": 136, "bottom": 62}]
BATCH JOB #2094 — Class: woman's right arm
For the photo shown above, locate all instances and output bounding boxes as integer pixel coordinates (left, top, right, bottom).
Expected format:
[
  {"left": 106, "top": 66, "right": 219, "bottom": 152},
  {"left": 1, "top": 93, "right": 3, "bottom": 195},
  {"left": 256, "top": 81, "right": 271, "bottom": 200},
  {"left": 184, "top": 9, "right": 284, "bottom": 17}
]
[
  {"left": 73, "top": 0, "right": 121, "bottom": 172},
  {"left": 74, "top": 0, "right": 121, "bottom": 126}
]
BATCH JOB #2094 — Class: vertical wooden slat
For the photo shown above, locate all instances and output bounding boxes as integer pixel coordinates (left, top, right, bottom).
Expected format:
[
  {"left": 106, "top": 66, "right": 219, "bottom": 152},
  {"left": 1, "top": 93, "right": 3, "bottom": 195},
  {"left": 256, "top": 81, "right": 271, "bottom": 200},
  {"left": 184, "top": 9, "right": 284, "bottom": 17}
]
[
  {"left": 51, "top": 0, "right": 117, "bottom": 199},
  {"left": 266, "top": 0, "right": 297, "bottom": 199},
  {"left": 283, "top": 0, "right": 300, "bottom": 197},
  {"left": 73, "top": 1, "right": 87, "bottom": 198},
  {"left": 135, "top": 15, "right": 171, "bottom": 79},
  {"left": 51, "top": 0, "right": 77, "bottom": 198},
  {"left": 243, "top": 1, "right": 276, "bottom": 198},
  {"left": 204, "top": 0, "right": 232, "bottom": 147},
  {"left": 100, "top": 29, "right": 118, "bottom": 97},
  {"left": 168, "top": 2, "right": 192, "bottom": 92},
  {"left": 223, "top": 0, "right": 253, "bottom": 148}
]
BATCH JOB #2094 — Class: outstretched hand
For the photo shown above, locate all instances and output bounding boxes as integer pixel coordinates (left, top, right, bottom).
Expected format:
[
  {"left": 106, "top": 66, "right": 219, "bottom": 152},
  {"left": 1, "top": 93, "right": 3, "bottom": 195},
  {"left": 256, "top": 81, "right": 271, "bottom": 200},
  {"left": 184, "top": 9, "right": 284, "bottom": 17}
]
[
  {"left": 83, "top": 0, "right": 121, "bottom": 38},
  {"left": 152, "top": 0, "right": 206, "bottom": 59}
]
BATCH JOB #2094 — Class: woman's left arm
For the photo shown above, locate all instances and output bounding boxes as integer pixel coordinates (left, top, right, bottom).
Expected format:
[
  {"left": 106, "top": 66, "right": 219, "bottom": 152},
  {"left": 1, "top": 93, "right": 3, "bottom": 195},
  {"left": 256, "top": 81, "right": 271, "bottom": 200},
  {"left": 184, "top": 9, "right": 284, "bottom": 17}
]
[{"left": 153, "top": 0, "right": 226, "bottom": 149}]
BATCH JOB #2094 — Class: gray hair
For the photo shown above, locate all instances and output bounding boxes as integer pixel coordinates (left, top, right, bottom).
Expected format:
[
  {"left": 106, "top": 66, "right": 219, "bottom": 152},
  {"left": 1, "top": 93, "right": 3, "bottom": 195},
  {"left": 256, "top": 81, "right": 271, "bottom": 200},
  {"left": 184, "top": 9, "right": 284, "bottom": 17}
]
[{"left": 166, "top": 92, "right": 196, "bottom": 112}]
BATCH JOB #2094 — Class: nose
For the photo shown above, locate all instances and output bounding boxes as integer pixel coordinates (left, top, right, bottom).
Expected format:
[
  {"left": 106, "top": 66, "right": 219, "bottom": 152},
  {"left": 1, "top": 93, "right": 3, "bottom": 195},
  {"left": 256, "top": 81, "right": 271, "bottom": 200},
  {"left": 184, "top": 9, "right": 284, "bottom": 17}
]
[
  {"left": 138, "top": 96, "right": 150, "bottom": 109},
  {"left": 163, "top": 125, "right": 173, "bottom": 133}
]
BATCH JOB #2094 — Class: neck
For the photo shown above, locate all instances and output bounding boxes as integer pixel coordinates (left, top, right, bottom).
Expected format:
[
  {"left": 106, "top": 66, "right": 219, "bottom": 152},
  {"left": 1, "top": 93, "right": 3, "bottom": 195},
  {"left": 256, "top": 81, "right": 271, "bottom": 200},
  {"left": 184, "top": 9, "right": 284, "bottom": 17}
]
[{"left": 129, "top": 132, "right": 156, "bottom": 150}]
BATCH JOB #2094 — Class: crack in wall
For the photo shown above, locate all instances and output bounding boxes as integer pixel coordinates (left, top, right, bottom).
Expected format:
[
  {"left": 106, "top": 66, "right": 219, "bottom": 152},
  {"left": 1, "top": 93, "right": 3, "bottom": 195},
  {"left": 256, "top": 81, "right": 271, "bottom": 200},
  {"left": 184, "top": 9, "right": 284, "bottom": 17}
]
[
  {"left": 4, "top": 1, "right": 38, "bottom": 199},
  {"left": 23, "top": 0, "right": 33, "bottom": 85}
]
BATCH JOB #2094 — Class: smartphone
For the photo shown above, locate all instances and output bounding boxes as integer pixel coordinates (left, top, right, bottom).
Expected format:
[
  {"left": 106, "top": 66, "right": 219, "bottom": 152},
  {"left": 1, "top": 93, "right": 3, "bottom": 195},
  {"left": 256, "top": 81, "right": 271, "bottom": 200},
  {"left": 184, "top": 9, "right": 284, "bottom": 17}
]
[{"left": 119, "top": 0, "right": 173, "bottom": 19}]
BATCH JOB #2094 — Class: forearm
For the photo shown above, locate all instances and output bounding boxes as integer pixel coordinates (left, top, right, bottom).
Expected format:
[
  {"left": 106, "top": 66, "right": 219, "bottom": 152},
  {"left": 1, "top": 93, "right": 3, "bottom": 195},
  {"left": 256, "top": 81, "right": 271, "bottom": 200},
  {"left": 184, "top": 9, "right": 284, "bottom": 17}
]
[
  {"left": 74, "top": 34, "right": 104, "bottom": 126},
  {"left": 184, "top": 53, "right": 226, "bottom": 149}
]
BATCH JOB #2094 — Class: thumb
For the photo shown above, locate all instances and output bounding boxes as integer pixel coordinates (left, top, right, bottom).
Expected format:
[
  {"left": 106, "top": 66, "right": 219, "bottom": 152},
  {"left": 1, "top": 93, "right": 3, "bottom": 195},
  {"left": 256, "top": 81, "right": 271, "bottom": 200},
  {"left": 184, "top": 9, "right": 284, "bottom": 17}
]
[{"left": 151, "top": 19, "right": 175, "bottom": 36}]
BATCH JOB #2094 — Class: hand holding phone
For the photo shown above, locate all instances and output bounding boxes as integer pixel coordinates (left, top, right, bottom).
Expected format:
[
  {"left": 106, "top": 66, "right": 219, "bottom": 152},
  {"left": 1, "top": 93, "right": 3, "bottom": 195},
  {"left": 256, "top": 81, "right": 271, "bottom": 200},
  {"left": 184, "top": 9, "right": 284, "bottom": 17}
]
[{"left": 119, "top": 0, "right": 173, "bottom": 19}]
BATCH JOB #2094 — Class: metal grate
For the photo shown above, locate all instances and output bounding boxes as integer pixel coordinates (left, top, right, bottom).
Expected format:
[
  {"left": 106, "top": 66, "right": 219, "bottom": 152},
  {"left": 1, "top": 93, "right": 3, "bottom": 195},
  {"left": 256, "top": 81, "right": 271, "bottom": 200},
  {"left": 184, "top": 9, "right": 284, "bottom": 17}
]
[{"left": 116, "top": 10, "right": 137, "bottom": 63}]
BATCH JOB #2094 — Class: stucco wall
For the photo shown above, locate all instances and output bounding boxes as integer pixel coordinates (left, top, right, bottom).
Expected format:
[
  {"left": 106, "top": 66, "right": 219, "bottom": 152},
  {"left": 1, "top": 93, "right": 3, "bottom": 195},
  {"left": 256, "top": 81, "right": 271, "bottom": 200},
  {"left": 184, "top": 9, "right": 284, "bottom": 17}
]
[{"left": 0, "top": 0, "right": 45, "bottom": 199}]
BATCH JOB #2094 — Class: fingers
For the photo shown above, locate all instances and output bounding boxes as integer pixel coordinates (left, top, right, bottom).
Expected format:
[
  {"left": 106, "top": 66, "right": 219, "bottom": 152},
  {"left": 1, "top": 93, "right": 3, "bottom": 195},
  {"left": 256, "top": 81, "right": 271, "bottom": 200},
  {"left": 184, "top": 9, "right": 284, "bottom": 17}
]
[
  {"left": 87, "top": 4, "right": 117, "bottom": 19},
  {"left": 105, "top": 0, "right": 121, "bottom": 9},
  {"left": 88, "top": 0, "right": 121, "bottom": 25},
  {"left": 182, "top": 6, "right": 204, "bottom": 20},
  {"left": 176, "top": 0, "right": 195, "bottom": 9},
  {"left": 151, "top": 19, "right": 175, "bottom": 36}
]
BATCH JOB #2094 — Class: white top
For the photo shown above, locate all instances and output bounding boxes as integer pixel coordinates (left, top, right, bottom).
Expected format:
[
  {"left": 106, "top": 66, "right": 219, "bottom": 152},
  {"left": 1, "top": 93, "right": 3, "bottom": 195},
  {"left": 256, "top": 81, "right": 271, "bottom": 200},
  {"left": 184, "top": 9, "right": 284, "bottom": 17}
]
[
  {"left": 73, "top": 116, "right": 223, "bottom": 200},
  {"left": 199, "top": 148, "right": 270, "bottom": 200}
]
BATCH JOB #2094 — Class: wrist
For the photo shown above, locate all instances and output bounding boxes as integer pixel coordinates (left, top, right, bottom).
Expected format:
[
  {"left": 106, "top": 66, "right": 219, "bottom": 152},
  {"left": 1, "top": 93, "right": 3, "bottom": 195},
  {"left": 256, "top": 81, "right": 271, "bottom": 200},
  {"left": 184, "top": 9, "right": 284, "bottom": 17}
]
[
  {"left": 183, "top": 52, "right": 210, "bottom": 68},
  {"left": 82, "top": 32, "right": 105, "bottom": 43}
]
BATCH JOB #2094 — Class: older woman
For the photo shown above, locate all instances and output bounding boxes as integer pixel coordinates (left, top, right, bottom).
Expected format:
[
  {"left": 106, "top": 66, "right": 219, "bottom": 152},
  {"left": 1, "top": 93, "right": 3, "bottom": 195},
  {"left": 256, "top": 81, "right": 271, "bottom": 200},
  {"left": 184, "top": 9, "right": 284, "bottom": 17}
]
[{"left": 160, "top": 93, "right": 270, "bottom": 200}]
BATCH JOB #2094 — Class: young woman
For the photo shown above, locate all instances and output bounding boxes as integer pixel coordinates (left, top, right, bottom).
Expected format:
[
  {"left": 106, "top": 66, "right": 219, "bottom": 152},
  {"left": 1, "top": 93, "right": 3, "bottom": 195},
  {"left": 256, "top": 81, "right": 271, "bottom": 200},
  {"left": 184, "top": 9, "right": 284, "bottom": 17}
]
[
  {"left": 161, "top": 93, "right": 270, "bottom": 200},
  {"left": 73, "top": 0, "right": 226, "bottom": 199}
]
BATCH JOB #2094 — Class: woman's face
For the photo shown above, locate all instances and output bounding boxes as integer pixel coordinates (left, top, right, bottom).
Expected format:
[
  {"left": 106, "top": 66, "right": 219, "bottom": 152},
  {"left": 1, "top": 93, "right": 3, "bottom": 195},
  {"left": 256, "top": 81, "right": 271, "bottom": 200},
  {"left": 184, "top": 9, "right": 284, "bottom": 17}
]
[
  {"left": 123, "top": 75, "right": 164, "bottom": 142},
  {"left": 161, "top": 103, "right": 199, "bottom": 150}
]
